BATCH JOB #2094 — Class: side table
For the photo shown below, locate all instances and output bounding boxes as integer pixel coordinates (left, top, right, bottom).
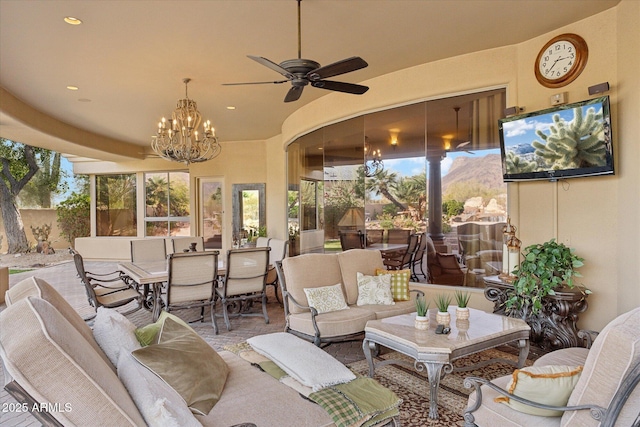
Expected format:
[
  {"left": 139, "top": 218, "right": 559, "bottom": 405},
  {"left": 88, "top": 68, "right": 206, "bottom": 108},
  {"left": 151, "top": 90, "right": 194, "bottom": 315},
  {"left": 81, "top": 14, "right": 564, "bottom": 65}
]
[{"left": 483, "top": 276, "right": 589, "bottom": 350}]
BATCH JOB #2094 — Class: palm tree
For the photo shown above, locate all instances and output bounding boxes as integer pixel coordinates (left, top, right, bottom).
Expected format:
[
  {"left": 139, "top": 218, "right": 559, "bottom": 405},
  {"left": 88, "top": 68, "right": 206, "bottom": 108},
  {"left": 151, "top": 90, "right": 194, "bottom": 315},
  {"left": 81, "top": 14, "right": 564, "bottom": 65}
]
[{"left": 365, "top": 169, "right": 405, "bottom": 211}]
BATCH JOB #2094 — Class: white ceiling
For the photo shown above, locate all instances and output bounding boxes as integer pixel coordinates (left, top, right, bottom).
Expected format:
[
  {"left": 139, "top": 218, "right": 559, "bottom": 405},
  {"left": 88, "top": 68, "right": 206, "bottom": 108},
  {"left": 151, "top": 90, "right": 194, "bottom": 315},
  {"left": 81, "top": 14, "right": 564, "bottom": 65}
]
[{"left": 0, "top": 0, "right": 620, "bottom": 160}]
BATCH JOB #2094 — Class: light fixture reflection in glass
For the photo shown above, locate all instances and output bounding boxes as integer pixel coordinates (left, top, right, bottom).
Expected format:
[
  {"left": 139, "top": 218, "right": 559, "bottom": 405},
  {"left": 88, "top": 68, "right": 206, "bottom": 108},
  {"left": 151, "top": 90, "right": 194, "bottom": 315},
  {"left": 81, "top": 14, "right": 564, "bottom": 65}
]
[{"left": 363, "top": 137, "right": 384, "bottom": 177}]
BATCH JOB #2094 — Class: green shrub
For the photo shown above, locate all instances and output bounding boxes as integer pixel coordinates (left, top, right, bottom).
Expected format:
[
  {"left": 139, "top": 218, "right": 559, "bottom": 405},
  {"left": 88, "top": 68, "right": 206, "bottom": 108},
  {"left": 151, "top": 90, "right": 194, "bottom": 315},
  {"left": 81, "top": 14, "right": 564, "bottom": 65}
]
[{"left": 56, "top": 192, "right": 90, "bottom": 246}]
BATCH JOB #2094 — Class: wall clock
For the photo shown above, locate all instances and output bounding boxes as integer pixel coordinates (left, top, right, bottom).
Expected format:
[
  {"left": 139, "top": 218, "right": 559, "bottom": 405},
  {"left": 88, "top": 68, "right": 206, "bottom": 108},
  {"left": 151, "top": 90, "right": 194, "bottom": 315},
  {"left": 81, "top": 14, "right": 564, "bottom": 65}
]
[{"left": 535, "top": 33, "right": 588, "bottom": 88}]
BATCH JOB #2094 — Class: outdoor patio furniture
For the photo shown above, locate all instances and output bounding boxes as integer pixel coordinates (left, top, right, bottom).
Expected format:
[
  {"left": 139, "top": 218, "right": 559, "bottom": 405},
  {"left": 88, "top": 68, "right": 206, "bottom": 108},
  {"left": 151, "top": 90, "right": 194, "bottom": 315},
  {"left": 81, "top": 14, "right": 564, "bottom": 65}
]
[
  {"left": 383, "top": 232, "right": 420, "bottom": 271},
  {"left": 264, "top": 237, "right": 289, "bottom": 303},
  {"left": 161, "top": 251, "right": 219, "bottom": 326},
  {"left": 411, "top": 232, "right": 428, "bottom": 281},
  {"left": 339, "top": 230, "right": 364, "bottom": 250},
  {"left": 71, "top": 248, "right": 143, "bottom": 317},
  {"left": 366, "top": 229, "right": 384, "bottom": 245},
  {"left": 464, "top": 306, "right": 640, "bottom": 427},
  {"left": 426, "top": 236, "right": 466, "bottom": 286},
  {"left": 130, "top": 238, "right": 167, "bottom": 262},
  {"left": 387, "top": 228, "right": 412, "bottom": 244},
  {"left": 214, "top": 247, "right": 271, "bottom": 333}
]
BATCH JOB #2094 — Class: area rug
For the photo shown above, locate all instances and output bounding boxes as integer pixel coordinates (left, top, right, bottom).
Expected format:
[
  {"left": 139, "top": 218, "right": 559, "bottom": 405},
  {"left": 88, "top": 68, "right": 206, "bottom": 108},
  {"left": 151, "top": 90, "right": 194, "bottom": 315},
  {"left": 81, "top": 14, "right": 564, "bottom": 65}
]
[{"left": 347, "top": 348, "right": 533, "bottom": 427}]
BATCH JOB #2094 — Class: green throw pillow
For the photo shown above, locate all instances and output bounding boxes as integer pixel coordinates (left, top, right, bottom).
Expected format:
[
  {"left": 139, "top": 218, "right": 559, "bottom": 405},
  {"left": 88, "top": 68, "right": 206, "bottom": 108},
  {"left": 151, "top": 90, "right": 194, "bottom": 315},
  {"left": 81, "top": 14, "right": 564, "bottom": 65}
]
[
  {"left": 135, "top": 311, "right": 191, "bottom": 346},
  {"left": 132, "top": 317, "right": 230, "bottom": 416},
  {"left": 375, "top": 268, "right": 410, "bottom": 301},
  {"left": 495, "top": 365, "right": 583, "bottom": 416}
]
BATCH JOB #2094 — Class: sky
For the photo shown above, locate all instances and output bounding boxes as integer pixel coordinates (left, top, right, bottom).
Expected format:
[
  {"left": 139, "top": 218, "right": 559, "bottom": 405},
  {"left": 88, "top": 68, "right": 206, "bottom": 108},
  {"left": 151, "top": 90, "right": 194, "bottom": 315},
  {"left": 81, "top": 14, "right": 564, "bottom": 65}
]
[{"left": 501, "top": 103, "right": 604, "bottom": 149}]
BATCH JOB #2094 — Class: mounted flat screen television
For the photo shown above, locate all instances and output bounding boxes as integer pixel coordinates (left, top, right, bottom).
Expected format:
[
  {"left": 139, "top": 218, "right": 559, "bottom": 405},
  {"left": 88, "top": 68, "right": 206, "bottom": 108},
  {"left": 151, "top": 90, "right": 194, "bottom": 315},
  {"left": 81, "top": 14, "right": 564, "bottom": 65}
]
[{"left": 498, "top": 95, "right": 613, "bottom": 182}]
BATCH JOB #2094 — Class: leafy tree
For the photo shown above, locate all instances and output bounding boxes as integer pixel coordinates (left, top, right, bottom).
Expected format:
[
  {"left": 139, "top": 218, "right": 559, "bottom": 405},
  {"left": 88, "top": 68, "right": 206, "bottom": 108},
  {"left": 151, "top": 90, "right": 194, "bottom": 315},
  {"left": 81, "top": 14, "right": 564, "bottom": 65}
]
[
  {"left": 17, "top": 149, "right": 66, "bottom": 208},
  {"left": 365, "top": 169, "right": 405, "bottom": 212},
  {"left": 0, "top": 139, "right": 40, "bottom": 253},
  {"left": 442, "top": 199, "right": 464, "bottom": 218},
  {"left": 56, "top": 192, "right": 90, "bottom": 247}
]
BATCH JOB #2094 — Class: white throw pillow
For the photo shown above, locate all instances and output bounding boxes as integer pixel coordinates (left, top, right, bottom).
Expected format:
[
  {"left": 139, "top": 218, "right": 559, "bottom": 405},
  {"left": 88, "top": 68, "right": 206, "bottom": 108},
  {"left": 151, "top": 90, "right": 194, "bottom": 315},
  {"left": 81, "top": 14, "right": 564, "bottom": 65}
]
[
  {"left": 92, "top": 307, "right": 141, "bottom": 366},
  {"left": 356, "top": 272, "right": 394, "bottom": 306},
  {"left": 495, "top": 365, "right": 583, "bottom": 416},
  {"left": 118, "top": 352, "right": 202, "bottom": 427},
  {"left": 303, "top": 283, "right": 349, "bottom": 314}
]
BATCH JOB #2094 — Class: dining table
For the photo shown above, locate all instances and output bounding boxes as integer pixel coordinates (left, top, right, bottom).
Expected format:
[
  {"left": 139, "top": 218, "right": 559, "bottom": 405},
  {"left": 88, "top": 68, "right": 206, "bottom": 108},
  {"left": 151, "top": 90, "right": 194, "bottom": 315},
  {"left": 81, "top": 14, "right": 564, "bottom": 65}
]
[
  {"left": 365, "top": 243, "right": 408, "bottom": 257},
  {"left": 118, "top": 258, "right": 226, "bottom": 321}
]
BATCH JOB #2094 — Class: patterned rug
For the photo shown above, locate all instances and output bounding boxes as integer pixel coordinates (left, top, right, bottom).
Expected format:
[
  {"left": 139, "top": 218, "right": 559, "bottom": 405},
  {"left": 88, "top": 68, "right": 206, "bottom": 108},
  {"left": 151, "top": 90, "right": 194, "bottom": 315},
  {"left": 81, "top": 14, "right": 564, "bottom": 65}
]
[{"left": 347, "top": 348, "right": 533, "bottom": 427}]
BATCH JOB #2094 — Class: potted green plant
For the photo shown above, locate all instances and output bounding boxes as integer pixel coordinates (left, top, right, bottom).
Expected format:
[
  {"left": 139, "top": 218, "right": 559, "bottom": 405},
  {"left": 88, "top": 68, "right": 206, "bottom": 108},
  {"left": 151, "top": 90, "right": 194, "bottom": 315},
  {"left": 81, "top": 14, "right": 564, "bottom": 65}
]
[
  {"left": 414, "top": 295, "right": 430, "bottom": 330},
  {"left": 435, "top": 294, "right": 452, "bottom": 325},
  {"left": 454, "top": 291, "right": 471, "bottom": 320},
  {"left": 506, "top": 239, "right": 589, "bottom": 317}
]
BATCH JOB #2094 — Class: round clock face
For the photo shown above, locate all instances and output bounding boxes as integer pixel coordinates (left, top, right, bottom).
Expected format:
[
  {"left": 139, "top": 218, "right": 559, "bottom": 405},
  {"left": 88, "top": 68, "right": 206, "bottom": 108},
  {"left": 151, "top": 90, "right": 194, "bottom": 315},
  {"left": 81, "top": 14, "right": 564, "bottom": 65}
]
[
  {"left": 538, "top": 40, "right": 577, "bottom": 80},
  {"left": 535, "top": 34, "right": 588, "bottom": 88}
]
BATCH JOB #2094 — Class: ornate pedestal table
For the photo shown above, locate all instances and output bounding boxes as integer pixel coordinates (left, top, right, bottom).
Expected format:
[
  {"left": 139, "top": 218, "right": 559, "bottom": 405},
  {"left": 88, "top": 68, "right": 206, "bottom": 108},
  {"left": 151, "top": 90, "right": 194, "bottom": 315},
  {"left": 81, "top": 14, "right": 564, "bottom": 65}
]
[{"left": 483, "top": 276, "right": 589, "bottom": 350}]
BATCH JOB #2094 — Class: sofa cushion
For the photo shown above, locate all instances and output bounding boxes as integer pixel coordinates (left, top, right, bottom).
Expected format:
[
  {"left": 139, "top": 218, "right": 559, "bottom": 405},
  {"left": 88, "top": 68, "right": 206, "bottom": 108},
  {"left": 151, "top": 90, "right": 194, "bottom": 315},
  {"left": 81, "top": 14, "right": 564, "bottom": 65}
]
[
  {"left": 132, "top": 317, "right": 229, "bottom": 416},
  {"left": 0, "top": 297, "right": 146, "bottom": 426},
  {"left": 5, "top": 276, "right": 115, "bottom": 370},
  {"left": 118, "top": 351, "right": 201, "bottom": 427},
  {"left": 247, "top": 332, "right": 355, "bottom": 391},
  {"left": 495, "top": 365, "right": 583, "bottom": 416},
  {"left": 281, "top": 254, "right": 343, "bottom": 314},
  {"left": 356, "top": 272, "right": 394, "bottom": 306},
  {"left": 562, "top": 306, "right": 640, "bottom": 427},
  {"left": 93, "top": 307, "right": 141, "bottom": 366},
  {"left": 134, "top": 310, "right": 192, "bottom": 346},
  {"left": 304, "top": 283, "right": 350, "bottom": 314},
  {"left": 375, "top": 268, "right": 411, "bottom": 301},
  {"left": 199, "top": 351, "right": 334, "bottom": 427},
  {"left": 368, "top": 299, "right": 418, "bottom": 320},
  {"left": 288, "top": 307, "right": 376, "bottom": 339},
  {"left": 337, "top": 249, "right": 386, "bottom": 305},
  {"left": 533, "top": 347, "right": 589, "bottom": 368}
]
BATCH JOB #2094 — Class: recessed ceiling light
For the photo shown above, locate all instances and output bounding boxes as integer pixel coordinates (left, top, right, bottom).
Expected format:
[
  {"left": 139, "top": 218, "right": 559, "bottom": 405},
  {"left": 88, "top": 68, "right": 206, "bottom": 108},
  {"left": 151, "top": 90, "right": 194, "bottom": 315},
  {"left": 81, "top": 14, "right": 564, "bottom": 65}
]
[
  {"left": 226, "top": 106, "right": 236, "bottom": 110},
  {"left": 78, "top": 98, "right": 91, "bottom": 102},
  {"left": 66, "top": 85, "right": 79, "bottom": 91},
  {"left": 64, "top": 16, "right": 82, "bottom": 25}
]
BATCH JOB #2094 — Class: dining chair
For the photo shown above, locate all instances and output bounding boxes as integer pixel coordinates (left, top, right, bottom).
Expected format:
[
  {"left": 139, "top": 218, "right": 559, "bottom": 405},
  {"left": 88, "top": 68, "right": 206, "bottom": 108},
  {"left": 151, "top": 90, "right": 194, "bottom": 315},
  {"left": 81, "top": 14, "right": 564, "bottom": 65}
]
[
  {"left": 365, "top": 229, "right": 384, "bottom": 246},
  {"left": 387, "top": 228, "right": 412, "bottom": 244},
  {"left": 160, "top": 251, "right": 219, "bottom": 324},
  {"left": 255, "top": 237, "right": 271, "bottom": 248},
  {"left": 70, "top": 248, "right": 143, "bottom": 318},
  {"left": 214, "top": 247, "right": 271, "bottom": 333},
  {"left": 265, "top": 238, "right": 289, "bottom": 303},
  {"left": 383, "top": 232, "right": 420, "bottom": 271},
  {"left": 171, "top": 236, "right": 205, "bottom": 253},
  {"left": 426, "top": 236, "right": 466, "bottom": 286},
  {"left": 411, "top": 232, "right": 428, "bottom": 281},
  {"left": 130, "top": 238, "right": 167, "bottom": 262},
  {"left": 339, "top": 230, "right": 364, "bottom": 250}
]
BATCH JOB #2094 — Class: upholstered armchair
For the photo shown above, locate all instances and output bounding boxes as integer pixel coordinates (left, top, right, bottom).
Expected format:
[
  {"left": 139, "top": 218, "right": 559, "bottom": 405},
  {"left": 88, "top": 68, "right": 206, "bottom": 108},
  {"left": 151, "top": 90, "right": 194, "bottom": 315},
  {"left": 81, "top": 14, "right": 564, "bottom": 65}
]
[{"left": 425, "top": 236, "right": 465, "bottom": 286}]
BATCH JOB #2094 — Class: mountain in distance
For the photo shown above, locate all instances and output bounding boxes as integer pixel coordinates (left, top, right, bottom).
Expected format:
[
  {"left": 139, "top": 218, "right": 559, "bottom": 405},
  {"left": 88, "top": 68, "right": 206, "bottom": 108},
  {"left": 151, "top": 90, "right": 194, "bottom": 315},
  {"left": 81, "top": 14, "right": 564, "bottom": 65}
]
[{"left": 442, "top": 153, "right": 505, "bottom": 192}]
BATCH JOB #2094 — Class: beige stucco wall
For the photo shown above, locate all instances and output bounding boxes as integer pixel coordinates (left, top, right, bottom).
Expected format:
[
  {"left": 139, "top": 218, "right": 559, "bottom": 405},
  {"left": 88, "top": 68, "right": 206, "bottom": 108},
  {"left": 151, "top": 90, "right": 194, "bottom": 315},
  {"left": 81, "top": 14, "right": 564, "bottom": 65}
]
[
  {"left": 0, "top": 209, "right": 69, "bottom": 252},
  {"left": 279, "top": 2, "right": 640, "bottom": 332}
]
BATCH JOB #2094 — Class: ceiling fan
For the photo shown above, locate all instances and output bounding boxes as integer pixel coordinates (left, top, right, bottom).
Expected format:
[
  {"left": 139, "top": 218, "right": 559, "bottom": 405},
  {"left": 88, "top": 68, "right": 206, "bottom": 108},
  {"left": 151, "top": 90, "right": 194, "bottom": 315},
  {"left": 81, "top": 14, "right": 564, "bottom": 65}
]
[
  {"left": 222, "top": 0, "right": 369, "bottom": 103},
  {"left": 449, "top": 106, "right": 474, "bottom": 154}
]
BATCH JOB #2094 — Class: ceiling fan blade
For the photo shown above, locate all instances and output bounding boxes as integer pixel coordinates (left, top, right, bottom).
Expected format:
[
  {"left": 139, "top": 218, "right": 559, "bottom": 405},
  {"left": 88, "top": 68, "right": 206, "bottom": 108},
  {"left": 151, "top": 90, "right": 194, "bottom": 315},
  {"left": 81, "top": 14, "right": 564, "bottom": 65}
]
[
  {"left": 311, "top": 80, "right": 369, "bottom": 95},
  {"left": 306, "top": 57, "right": 368, "bottom": 81},
  {"left": 222, "top": 80, "right": 289, "bottom": 86},
  {"left": 284, "top": 86, "right": 304, "bottom": 102},
  {"left": 456, "top": 140, "right": 471, "bottom": 148},
  {"left": 248, "top": 55, "right": 295, "bottom": 80}
]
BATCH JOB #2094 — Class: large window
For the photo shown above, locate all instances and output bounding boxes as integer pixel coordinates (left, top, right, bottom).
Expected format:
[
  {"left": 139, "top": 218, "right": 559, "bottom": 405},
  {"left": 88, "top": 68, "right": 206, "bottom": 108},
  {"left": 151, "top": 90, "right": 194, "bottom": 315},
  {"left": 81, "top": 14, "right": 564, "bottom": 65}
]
[
  {"left": 96, "top": 174, "right": 137, "bottom": 236},
  {"left": 144, "top": 172, "right": 190, "bottom": 237}
]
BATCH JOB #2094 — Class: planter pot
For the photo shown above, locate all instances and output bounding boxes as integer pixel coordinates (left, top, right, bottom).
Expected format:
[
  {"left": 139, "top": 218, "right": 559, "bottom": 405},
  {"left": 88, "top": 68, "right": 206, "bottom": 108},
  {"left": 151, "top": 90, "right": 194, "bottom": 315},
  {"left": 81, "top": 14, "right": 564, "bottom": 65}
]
[
  {"left": 415, "top": 315, "right": 429, "bottom": 330},
  {"left": 456, "top": 306, "right": 470, "bottom": 320},
  {"left": 436, "top": 311, "right": 450, "bottom": 326}
]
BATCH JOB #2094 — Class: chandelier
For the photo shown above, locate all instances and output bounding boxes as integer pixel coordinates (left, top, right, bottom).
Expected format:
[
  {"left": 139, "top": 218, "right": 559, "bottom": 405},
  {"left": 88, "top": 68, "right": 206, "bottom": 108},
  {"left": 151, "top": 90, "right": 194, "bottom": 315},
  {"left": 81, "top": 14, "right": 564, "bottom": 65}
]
[
  {"left": 363, "top": 137, "right": 384, "bottom": 177},
  {"left": 151, "top": 78, "right": 221, "bottom": 164}
]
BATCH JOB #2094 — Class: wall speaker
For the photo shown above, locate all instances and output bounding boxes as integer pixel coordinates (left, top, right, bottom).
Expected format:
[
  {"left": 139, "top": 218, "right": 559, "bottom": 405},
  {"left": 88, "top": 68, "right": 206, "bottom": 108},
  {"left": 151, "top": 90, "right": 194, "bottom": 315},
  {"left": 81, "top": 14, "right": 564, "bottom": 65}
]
[
  {"left": 588, "top": 82, "right": 610, "bottom": 95},
  {"left": 504, "top": 106, "right": 524, "bottom": 116}
]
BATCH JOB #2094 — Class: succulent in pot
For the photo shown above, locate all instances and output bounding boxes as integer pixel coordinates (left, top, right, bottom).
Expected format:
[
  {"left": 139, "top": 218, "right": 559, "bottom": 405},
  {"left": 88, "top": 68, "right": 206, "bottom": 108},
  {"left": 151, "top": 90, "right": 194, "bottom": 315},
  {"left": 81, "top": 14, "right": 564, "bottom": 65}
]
[
  {"left": 414, "top": 295, "right": 430, "bottom": 330},
  {"left": 454, "top": 291, "right": 471, "bottom": 320},
  {"left": 435, "top": 294, "right": 452, "bottom": 325}
]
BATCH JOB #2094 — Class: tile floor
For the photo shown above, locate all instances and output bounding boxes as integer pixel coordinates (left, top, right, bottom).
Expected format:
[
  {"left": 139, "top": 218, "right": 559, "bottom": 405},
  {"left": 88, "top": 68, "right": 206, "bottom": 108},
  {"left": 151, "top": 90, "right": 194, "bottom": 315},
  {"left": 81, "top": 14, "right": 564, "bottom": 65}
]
[{"left": 0, "top": 260, "right": 367, "bottom": 426}]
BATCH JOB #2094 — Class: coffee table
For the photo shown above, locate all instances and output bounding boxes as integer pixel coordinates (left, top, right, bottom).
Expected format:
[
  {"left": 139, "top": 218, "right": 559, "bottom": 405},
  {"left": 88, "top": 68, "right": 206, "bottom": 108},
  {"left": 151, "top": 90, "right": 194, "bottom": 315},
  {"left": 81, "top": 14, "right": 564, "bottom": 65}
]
[{"left": 362, "top": 307, "right": 530, "bottom": 419}]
